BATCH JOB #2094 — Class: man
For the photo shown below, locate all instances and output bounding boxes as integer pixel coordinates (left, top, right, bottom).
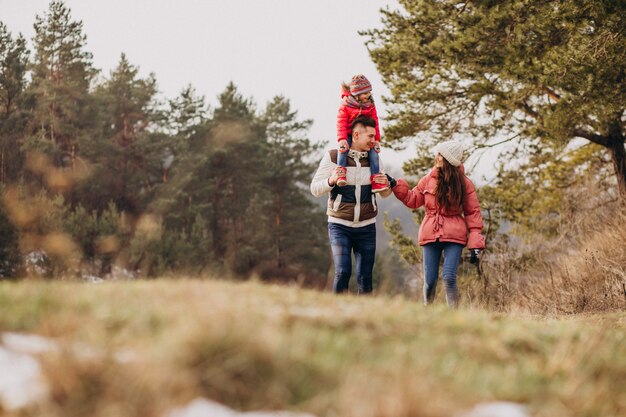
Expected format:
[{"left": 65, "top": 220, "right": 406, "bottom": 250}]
[{"left": 310, "top": 116, "right": 391, "bottom": 294}]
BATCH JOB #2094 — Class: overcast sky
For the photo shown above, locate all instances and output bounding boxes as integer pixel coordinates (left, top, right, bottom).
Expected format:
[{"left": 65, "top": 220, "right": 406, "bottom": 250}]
[{"left": 2, "top": 0, "right": 425, "bottom": 171}]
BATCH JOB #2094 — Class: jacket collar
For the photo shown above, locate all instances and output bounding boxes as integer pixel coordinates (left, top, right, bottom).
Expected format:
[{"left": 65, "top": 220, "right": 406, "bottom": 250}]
[
  {"left": 348, "top": 149, "right": 369, "bottom": 160},
  {"left": 343, "top": 94, "right": 374, "bottom": 110},
  {"left": 341, "top": 85, "right": 374, "bottom": 109},
  {"left": 341, "top": 85, "right": 351, "bottom": 99}
]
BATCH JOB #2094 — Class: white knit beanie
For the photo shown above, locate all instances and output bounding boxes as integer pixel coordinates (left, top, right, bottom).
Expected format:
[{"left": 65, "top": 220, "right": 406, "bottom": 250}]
[{"left": 434, "top": 140, "right": 464, "bottom": 167}]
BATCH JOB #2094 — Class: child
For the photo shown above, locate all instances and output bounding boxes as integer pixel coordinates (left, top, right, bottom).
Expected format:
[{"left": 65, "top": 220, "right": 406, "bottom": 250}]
[{"left": 335, "top": 74, "right": 387, "bottom": 192}]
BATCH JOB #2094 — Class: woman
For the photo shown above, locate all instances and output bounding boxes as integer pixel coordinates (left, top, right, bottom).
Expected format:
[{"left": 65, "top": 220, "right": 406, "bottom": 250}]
[{"left": 389, "top": 140, "right": 485, "bottom": 307}]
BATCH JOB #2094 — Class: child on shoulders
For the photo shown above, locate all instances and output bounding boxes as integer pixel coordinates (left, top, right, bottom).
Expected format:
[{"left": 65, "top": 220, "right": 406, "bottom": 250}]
[{"left": 335, "top": 74, "right": 386, "bottom": 193}]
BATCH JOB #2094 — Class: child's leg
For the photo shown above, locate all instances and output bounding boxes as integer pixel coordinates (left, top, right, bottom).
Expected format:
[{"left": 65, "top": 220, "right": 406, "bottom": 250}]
[
  {"left": 369, "top": 144, "right": 387, "bottom": 193},
  {"left": 337, "top": 135, "right": 353, "bottom": 167},
  {"left": 368, "top": 147, "right": 380, "bottom": 174}
]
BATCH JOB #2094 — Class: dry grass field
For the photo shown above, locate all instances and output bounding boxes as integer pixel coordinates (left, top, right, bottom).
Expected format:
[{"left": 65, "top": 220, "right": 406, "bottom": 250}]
[{"left": 1, "top": 279, "right": 624, "bottom": 417}]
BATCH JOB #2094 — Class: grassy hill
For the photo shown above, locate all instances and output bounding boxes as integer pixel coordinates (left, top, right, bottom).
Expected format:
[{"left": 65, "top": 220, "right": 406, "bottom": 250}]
[{"left": 0, "top": 279, "right": 624, "bottom": 417}]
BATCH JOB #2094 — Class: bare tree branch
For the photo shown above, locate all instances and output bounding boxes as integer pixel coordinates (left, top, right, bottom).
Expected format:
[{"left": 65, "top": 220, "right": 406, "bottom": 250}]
[
  {"left": 573, "top": 128, "right": 611, "bottom": 147},
  {"left": 475, "top": 133, "right": 521, "bottom": 149}
]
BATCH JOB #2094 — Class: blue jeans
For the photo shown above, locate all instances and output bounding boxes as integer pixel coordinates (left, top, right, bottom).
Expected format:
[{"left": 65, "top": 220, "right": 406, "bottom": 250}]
[
  {"left": 337, "top": 135, "right": 380, "bottom": 174},
  {"left": 422, "top": 241, "right": 464, "bottom": 307},
  {"left": 328, "top": 223, "right": 376, "bottom": 294}
]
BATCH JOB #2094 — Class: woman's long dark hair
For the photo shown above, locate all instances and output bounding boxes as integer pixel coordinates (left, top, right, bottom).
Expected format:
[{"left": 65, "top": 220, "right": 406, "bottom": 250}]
[{"left": 436, "top": 158, "right": 466, "bottom": 211}]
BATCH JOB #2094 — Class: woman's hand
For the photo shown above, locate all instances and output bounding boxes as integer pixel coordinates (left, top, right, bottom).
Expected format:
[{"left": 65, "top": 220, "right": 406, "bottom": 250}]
[
  {"left": 385, "top": 174, "right": 397, "bottom": 188},
  {"left": 469, "top": 249, "right": 482, "bottom": 264}
]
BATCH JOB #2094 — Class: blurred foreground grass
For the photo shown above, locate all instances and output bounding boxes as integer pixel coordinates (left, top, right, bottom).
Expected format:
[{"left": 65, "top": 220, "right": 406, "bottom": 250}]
[{"left": 0, "top": 279, "right": 624, "bottom": 417}]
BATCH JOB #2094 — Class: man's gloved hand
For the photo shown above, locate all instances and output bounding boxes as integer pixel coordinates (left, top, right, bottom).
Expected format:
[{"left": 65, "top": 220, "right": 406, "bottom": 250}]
[
  {"left": 469, "top": 249, "right": 481, "bottom": 264},
  {"left": 385, "top": 173, "right": 397, "bottom": 189}
]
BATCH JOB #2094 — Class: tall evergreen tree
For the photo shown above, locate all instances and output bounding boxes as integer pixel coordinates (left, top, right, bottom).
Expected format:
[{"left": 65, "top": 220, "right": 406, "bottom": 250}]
[
  {"left": 148, "top": 83, "right": 268, "bottom": 273},
  {"left": 150, "top": 86, "right": 210, "bottom": 226},
  {"left": 259, "top": 96, "right": 328, "bottom": 274},
  {"left": 0, "top": 186, "right": 21, "bottom": 278},
  {"left": 0, "top": 23, "right": 30, "bottom": 184},
  {"left": 83, "top": 53, "right": 161, "bottom": 213},
  {"left": 168, "top": 85, "right": 209, "bottom": 140},
  {"left": 205, "top": 83, "right": 267, "bottom": 268},
  {"left": 164, "top": 85, "right": 209, "bottom": 182},
  {"left": 26, "top": 0, "right": 97, "bottom": 168},
  {"left": 364, "top": 1, "right": 626, "bottom": 198}
]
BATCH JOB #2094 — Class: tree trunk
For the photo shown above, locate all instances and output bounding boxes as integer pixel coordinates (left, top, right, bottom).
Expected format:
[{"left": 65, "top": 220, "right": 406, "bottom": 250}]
[
  {"left": 575, "top": 123, "right": 626, "bottom": 198},
  {"left": 607, "top": 122, "right": 626, "bottom": 198},
  {"left": 274, "top": 192, "right": 283, "bottom": 268},
  {"left": 211, "top": 184, "right": 226, "bottom": 259}
]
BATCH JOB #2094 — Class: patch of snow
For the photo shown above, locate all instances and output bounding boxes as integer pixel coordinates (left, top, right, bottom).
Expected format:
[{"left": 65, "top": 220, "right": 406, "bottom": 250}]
[
  {"left": 165, "top": 398, "right": 318, "bottom": 417},
  {"left": 106, "top": 264, "right": 137, "bottom": 280},
  {"left": 0, "top": 346, "right": 49, "bottom": 411},
  {"left": 79, "top": 264, "right": 137, "bottom": 283},
  {"left": 2, "top": 332, "right": 59, "bottom": 355},
  {"left": 0, "top": 332, "right": 140, "bottom": 411},
  {"left": 24, "top": 250, "right": 50, "bottom": 276},
  {"left": 458, "top": 402, "right": 530, "bottom": 417},
  {"left": 244, "top": 412, "right": 318, "bottom": 417},
  {"left": 167, "top": 399, "right": 236, "bottom": 417},
  {"left": 83, "top": 274, "right": 105, "bottom": 284},
  {"left": 2, "top": 332, "right": 97, "bottom": 360},
  {"left": 114, "top": 348, "right": 138, "bottom": 363}
]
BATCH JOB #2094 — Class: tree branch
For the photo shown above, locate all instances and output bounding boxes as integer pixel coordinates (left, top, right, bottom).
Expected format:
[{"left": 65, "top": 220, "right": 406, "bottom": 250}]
[
  {"left": 521, "top": 101, "right": 539, "bottom": 119},
  {"left": 475, "top": 133, "right": 521, "bottom": 149},
  {"left": 457, "top": 2, "right": 469, "bottom": 15},
  {"left": 573, "top": 128, "right": 610, "bottom": 147},
  {"left": 466, "top": 134, "right": 521, "bottom": 173},
  {"left": 543, "top": 86, "right": 561, "bottom": 102}
]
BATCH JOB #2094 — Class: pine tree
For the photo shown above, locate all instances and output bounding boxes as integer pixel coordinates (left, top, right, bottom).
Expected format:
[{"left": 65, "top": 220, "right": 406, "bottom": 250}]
[
  {"left": 149, "top": 83, "right": 267, "bottom": 273},
  {"left": 26, "top": 1, "right": 97, "bottom": 168},
  {"left": 0, "top": 185, "right": 21, "bottom": 278},
  {"left": 205, "top": 83, "right": 267, "bottom": 266},
  {"left": 259, "top": 96, "right": 328, "bottom": 275},
  {"left": 164, "top": 85, "right": 210, "bottom": 182},
  {"left": 130, "top": 87, "right": 213, "bottom": 274},
  {"left": 364, "top": 0, "right": 626, "bottom": 197},
  {"left": 149, "top": 86, "right": 210, "bottom": 231},
  {"left": 0, "top": 22, "right": 30, "bottom": 184},
  {"left": 83, "top": 53, "right": 161, "bottom": 213}
]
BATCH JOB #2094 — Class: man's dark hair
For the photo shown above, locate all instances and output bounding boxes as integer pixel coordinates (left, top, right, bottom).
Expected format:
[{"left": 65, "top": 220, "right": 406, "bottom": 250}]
[{"left": 350, "top": 116, "right": 377, "bottom": 132}]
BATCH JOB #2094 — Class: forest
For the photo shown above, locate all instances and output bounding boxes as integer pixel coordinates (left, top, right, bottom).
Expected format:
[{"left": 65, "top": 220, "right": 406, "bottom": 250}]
[
  {"left": 0, "top": 1, "right": 331, "bottom": 283},
  {"left": 1, "top": 0, "right": 625, "bottom": 313},
  {"left": 0, "top": 2, "right": 624, "bottom": 416}
]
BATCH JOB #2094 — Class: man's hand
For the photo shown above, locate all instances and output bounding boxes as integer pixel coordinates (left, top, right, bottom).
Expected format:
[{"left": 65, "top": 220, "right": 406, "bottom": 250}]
[
  {"left": 328, "top": 167, "right": 346, "bottom": 187},
  {"left": 338, "top": 140, "right": 349, "bottom": 153},
  {"left": 385, "top": 174, "right": 397, "bottom": 189},
  {"left": 373, "top": 142, "right": 381, "bottom": 153}
]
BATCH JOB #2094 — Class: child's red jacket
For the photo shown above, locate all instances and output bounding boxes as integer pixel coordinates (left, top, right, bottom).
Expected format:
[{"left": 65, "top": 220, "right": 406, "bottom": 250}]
[{"left": 336, "top": 86, "right": 381, "bottom": 142}]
